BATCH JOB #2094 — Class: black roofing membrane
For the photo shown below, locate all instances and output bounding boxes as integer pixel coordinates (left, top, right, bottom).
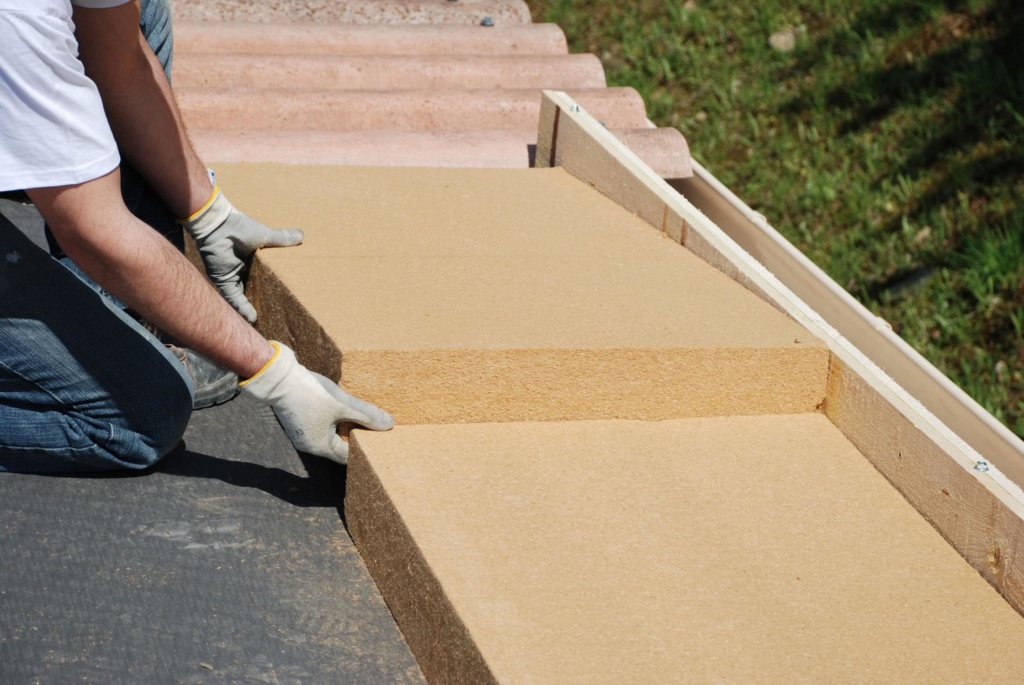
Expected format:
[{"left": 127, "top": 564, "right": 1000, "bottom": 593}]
[{"left": 0, "top": 205, "right": 424, "bottom": 684}]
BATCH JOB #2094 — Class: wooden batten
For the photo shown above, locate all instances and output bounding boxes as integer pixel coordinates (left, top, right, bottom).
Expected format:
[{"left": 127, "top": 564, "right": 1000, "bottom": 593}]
[
  {"left": 825, "top": 354, "right": 1024, "bottom": 610},
  {"left": 537, "top": 91, "right": 774, "bottom": 307},
  {"left": 535, "top": 89, "right": 1024, "bottom": 616},
  {"left": 673, "top": 166, "right": 1024, "bottom": 484},
  {"left": 537, "top": 94, "right": 688, "bottom": 244}
]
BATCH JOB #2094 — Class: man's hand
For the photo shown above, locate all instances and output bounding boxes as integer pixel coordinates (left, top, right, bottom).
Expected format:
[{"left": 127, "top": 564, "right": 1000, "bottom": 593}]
[
  {"left": 30, "top": 169, "right": 277, "bottom": 381},
  {"left": 180, "top": 187, "right": 304, "bottom": 323},
  {"left": 240, "top": 342, "right": 394, "bottom": 463}
]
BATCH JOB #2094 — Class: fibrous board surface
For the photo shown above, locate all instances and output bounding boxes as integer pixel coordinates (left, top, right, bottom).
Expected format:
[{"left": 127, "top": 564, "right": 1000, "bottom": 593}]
[
  {"left": 218, "top": 164, "right": 827, "bottom": 423},
  {"left": 349, "top": 414, "right": 1024, "bottom": 683}
]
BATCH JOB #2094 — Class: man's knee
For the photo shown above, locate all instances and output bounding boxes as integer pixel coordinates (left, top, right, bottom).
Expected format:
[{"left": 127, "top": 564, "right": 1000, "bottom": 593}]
[
  {"left": 0, "top": 384, "right": 191, "bottom": 475},
  {"left": 116, "top": 358, "right": 194, "bottom": 469},
  {"left": 63, "top": 354, "right": 193, "bottom": 473}
]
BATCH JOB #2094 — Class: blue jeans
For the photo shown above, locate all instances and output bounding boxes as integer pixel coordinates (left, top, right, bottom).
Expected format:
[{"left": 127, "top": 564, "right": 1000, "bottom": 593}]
[
  {"left": 141, "top": 0, "right": 174, "bottom": 82},
  {"left": 0, "top": 214, "right": 194, "bottom": 473},
  {"left": 2, "top": 0, "right": 194, "bottom": 473}
]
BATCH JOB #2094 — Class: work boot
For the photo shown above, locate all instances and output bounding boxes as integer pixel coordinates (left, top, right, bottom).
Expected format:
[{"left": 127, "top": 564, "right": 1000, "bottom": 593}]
[{"left": 168, "top": 345, "right": 240, "bottom": 410}]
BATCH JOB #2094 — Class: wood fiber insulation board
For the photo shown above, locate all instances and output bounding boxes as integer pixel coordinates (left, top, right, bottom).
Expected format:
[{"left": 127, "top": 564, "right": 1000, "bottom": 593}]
[
  {"left": 347, "top": 414, "right": 1024, "bottom": 684},
  {"left": 673, "top": 166, "right": 1024, "bottom": 481},
  {"left": 217, "top": 164, "right": 828, "bottom": 424},
  {"left": 534, "top": 91, "right": 1024, "bottom": 616},
  {"left": 825, "top": 354, "right": 1024, "bottom": 615}
]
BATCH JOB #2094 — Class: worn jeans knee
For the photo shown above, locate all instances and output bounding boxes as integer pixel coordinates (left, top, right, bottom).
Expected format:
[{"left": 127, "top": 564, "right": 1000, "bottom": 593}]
[{"left": 0, "top": 216, "right": 194, "bottom": 474}]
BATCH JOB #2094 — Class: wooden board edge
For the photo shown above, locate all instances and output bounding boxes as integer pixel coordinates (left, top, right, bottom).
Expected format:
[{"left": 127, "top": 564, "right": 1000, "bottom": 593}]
[
  {"left": 825, "top": 353, "right": 1024, "bottom": 614},
  {"left": 340, "top": 346, "right": 828, "bottom": 425},
  {"left": 670, "top": 170, "right": 1024, "bottom": 484},
  {"left": 248, "top": 254, "right": 342, "bottom": 381},
  {"left": 534, "top": 89, "right": 1024, "bottom": 615},
  {"left": 346, "top": 435, "right": 498, "bottom": 685}
]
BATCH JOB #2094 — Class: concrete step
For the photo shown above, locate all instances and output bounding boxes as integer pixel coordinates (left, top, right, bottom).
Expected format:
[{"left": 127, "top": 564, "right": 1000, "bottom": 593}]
[
  {"left": 174, "top": 54, "right": 606, "bottom": 90},
  {"left": 193, "top": 130, "right": 537, "bottom": 168},
  {"left": 347, "top": 413, "right": 1024, "bottom": 683},
  {"left": 169, "top": 16, "right": 692, "bottom": 179},
  {"left": 614, "top": 127, "right": 693, "bottom": 178},
  {"left": 178, "top": 87, "right": 649, "bottom": 132},
  {"left": 170, "top": 0, "right": 532, "bottom": 25},
  {"left": 222, "top": 164, "right": 827, "bottom": 424},
  {"left": 191, "top": 128, "right": 692, "bottom": 178},
  {"left": 173, "top": 22, "right": 568, "bottom": 56}
]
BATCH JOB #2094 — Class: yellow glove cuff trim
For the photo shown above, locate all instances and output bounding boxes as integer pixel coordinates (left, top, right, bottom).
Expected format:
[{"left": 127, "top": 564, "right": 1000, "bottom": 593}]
[
  {"left": 180, "top": 183, "right": 221, "bottom": 223},
  {"left": 239, "top": 341, "right": 281, "bottom": 386}
]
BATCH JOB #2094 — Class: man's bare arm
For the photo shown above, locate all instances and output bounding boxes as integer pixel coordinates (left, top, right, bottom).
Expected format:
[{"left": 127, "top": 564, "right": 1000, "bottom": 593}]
[
  {"left": 28, "top": 171, "right": 272, "bottom": 379},
  {"left": 31, "top": 171, "right": 393, "bottom": 463},
  {"left": 72, "top": 1, "right": 304, "bottom": 323},
  {"left": 73, "top": 0, "right": 210, "bottom": 218}
]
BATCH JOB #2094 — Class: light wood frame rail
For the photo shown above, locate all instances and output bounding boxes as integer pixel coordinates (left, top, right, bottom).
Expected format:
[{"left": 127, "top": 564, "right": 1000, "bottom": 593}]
[{"left": 536, "top": 89, "right": 1024, "bottom": 616}]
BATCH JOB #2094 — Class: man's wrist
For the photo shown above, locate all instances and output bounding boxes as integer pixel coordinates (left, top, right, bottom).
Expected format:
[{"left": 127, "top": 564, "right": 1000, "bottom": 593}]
[
  {"left": 181, "top": 183, "right": 220, "bottom": 223},
  {"left": 240, "top": 341, "right": 282, "bottom": 385}
]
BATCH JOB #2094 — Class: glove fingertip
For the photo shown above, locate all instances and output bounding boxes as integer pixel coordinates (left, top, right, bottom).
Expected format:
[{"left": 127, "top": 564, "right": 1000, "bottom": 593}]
[
  {"left": 238, "top": 301, "right": 258, "bottom": 324},
  {"left": 330, "top": 434, "right": 350, "bottom": 465},
  {"left": 350, "top": 404, "right": 395, "bottom": 432},
  {"left": 349, "top": 394, "right": 395, "bottom": 431},
  {"left": 266, "top": 228, "right": 304, "bottom": 248},
  {"left": 224, "top": 289, "right": 258, "bottom": 323},
  {"left": 371, "top": 410, "right": 396, "bottom": 432}
]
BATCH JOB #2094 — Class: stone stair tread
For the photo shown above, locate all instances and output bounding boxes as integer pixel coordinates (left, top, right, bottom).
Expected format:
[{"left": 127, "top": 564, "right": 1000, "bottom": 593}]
[
  {"left": 190, "top": 128, "right": 691, "bottom": 178},
  {"left": 173, "top": 21, "right": 569, "bottom": 56},
  {"left": 170, "top": 0, "right": 532, "bottom": 25},
  {"left": 174, "top": 53, "right": 606, "bottom": 90},
  {"left": 178, "top": 87, "right": 650, "bottom": 132},
  {"left": 193, "top": 129, "right": 536, "bottom": 168},
  {"left": 170, "top": 10, "right": 693, "bottom": 179}
]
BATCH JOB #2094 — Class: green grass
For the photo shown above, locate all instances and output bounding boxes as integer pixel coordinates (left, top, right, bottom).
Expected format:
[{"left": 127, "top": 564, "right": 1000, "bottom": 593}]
[{"left": 529, "top": 0, "right": 1024, "bottom": 436}]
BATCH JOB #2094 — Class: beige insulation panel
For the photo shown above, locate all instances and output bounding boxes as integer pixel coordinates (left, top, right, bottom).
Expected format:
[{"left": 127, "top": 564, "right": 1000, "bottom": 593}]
[
  {"left": 218, "top": 159, "right": 1024, "bottom": 682},
  {"left": 348, "top": 415, "right": 1024, "bottom": 684},
  {"left": 216, "top": 158, "right": 1024, "bottom": 679},
  {"left": 221, "top": 164, "right": 828, "bottom": 425},
  {"left": 533, "top": 89, "right": 1024, "bottom": 618}
]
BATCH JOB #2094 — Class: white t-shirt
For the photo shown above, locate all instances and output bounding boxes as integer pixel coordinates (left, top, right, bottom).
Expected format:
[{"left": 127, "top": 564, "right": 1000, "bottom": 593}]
[{"left": 0, "top": 0, "right": 131, "bottom": 191}]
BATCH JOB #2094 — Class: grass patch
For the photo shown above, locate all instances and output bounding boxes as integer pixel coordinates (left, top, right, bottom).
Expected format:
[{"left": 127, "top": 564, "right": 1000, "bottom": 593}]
[{"left": 530, "top": 0, "right": 1024, "bottom": 436}]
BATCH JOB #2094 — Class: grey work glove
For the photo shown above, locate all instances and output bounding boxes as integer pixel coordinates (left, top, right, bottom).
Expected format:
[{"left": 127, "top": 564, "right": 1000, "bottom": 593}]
[
  {"left": 240, "top": 342, "right": 394, "bottom": 464},
  {"left": 179, "top": 186, "right": 304, "bottom": 323}
]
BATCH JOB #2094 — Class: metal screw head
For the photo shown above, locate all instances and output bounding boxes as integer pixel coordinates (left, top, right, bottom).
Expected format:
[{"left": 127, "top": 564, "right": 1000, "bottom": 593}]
[
  {"left": 570, "top": 104, "right": 580, "bottom": 113},
  {"left": 480, "top": 15, "right": 494, "bottom": 26},
  {"left": 974, "top": 460, "right": 990, "bottom": 472}
]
